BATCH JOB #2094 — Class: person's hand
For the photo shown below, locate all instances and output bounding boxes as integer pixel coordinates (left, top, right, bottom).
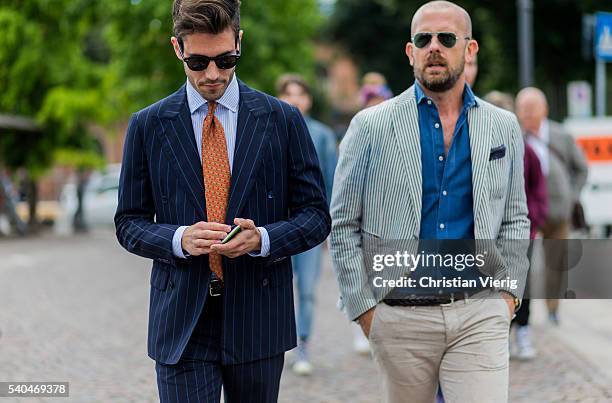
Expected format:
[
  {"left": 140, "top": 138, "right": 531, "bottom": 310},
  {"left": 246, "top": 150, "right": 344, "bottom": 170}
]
[
  {"left": 181, "top": 221, "right": 231, "bottom": 256},
  {"left": 209, "top": 218, "right": 262, "bottom": 258},
  {"left": 500, "top": 292, "right": 516, "bottom": 319},
  {"left": 357, "top": 307, "right": 376, "bottom": 338}
]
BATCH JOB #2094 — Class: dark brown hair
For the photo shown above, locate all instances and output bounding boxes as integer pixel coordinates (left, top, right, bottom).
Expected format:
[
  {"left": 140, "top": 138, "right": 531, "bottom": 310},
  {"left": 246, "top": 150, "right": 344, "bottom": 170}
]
[
  {"left": 275, "top": 74, "right": 312, "bottom": 97},
  {"left": 172, "top": 0, "right": 241, "bottom": 45}
]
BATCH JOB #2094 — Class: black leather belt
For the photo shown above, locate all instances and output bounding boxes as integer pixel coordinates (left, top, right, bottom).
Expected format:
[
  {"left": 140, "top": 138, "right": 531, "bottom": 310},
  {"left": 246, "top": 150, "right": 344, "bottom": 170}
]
[
  {"left": 383, "top": 292, "right": 474, "bottom": 307},
  {"left": 209, "top": 279, "right": 223, "bottom": 297}
]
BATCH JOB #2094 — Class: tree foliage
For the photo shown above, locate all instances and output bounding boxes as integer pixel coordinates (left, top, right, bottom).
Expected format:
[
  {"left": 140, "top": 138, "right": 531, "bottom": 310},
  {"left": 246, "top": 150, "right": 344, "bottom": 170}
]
[
  {"left": 0, "top": 0, "right": 323, "bottom": 176},
  {"left": 0, "top": 0, "right": 107, "bottom": 175},
  {"left": 102, "top": 0, "right": 322, "bottom": 112}
]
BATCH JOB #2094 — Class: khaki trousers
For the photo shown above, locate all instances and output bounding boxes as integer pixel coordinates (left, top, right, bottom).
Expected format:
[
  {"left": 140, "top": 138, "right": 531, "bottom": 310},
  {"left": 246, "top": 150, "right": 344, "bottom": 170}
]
[{"left": 368, "top": 295, "right": 511, "bottom": 403}]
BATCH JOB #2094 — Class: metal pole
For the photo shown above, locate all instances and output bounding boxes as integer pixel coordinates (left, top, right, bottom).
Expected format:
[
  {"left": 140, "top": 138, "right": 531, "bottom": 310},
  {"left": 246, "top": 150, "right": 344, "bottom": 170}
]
[
  {"left": 596, "top": 59, "right": 607, "bottom": 116},
  {"left": 517, "top": 0, "right": 534, "bottom": 87}
]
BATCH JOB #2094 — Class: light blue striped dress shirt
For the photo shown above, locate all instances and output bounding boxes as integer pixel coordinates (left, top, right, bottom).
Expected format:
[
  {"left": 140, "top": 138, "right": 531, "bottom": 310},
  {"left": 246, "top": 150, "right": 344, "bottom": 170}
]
[{"left": 172, "top": 74, "right": 270, "bottom": 258}]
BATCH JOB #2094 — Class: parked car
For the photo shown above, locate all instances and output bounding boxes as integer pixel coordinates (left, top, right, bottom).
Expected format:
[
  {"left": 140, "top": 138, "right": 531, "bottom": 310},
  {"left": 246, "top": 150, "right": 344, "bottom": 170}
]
[{"left": 57, "top": 164, "right": 121, "bottom": 230}]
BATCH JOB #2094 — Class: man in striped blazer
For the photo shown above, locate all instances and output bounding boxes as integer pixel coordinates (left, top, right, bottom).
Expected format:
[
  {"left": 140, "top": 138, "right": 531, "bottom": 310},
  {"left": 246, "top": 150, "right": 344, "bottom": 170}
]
[
  {"left": 114, "top": 1, "right": 330, "bottom": 401},
  {"left": 330, "top": 2, "right": 529, "bottom": 402}
]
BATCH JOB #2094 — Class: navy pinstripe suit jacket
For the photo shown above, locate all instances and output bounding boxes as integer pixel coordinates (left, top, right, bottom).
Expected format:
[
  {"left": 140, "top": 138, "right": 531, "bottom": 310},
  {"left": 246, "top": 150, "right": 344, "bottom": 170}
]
[{"left": 115, "top": 80, "right": 331, "bottom": 365}]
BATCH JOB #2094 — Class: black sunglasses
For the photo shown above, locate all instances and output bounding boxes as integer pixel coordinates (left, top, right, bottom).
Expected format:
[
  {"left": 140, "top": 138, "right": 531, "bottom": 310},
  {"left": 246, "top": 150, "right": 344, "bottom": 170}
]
[
  {"left": 412, "top": 32, "right": 471, "bottom": 49},
  {"left": 177, "top": 38, "right": 241, "bottom": 71}
]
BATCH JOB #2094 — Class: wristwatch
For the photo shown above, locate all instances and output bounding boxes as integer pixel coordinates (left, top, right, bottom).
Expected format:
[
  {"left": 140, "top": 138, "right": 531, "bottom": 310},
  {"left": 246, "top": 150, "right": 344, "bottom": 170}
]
[
  {"left": 511, "top": 296, "right": 521, "bottom": 312},
  {"left": 500, "top": 291, "right": 521, "bottom": 312}
]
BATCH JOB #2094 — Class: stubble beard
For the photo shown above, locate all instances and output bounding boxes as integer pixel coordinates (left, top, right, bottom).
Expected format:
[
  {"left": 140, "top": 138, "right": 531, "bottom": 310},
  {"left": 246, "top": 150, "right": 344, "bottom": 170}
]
[
  {"left": 415, "top": 58, "right": 465, "bottom": 93},
  {"left": 190, "top": 70, "right": 235, "bottom": 102}
]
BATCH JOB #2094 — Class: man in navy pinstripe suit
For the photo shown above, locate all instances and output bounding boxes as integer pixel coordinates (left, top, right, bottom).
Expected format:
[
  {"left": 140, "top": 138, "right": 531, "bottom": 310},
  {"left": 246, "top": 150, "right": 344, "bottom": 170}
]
[{"left": 114, "top": 1, "right": 330, "bottom": 401}]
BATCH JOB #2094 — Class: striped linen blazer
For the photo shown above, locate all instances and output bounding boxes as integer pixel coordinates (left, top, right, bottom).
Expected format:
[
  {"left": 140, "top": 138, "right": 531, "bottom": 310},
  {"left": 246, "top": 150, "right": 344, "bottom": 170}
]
[
  {"left": 115, "top": 80, "right": 331, "bottom": 365},
  {"left": 330, "top": 85, "right": 530, "bottom": 321}
]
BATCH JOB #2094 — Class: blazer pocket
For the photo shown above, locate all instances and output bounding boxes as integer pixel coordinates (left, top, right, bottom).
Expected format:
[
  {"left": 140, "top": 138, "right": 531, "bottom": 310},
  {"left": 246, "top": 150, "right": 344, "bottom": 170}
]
[
  {"left": 151, "top": 265, "right": 170, "bottom": 291},
  {"left": 361, "top": 227, "right": 382, "bottom": 239},
  {"left": 489, "top": 145, "right": 506, "bottom": 161}
]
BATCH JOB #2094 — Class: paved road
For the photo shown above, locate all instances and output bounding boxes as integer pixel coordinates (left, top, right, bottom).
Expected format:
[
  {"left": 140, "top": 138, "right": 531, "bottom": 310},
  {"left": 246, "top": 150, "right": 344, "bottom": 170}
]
[
  {"left": 0, "top": 230, "right": 155, "bottom": 402},
  {"left": 1, "top": 231, "right": 611, "bottom": 402}
]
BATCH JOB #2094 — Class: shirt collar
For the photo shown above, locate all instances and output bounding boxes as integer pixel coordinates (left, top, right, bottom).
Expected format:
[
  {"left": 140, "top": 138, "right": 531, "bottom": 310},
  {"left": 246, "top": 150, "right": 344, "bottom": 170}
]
[
  {"left": 414, "top": 81, "right": 478, "bottom": 109},
  {"left": 186, "top": 73, "right": 240, "bottom": 115}
]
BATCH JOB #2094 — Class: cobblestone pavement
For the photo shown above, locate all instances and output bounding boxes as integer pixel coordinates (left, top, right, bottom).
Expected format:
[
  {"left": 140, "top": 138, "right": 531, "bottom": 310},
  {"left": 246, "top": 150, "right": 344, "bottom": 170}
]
[{"left": 1, "top": 230, "right": 611, "bottom": 402}]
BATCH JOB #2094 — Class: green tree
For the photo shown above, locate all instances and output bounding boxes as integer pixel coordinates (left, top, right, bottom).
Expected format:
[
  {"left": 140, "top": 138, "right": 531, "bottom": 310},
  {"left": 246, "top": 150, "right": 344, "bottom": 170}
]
[
  {"left": 0, "top": 0, "right": 106, "bottom": 227},
  {"left": 0, "top": 0, "right": 323, "bottom": 229},
  {"left": 102, "top": 0, "right": 323, "bottom": 112}
]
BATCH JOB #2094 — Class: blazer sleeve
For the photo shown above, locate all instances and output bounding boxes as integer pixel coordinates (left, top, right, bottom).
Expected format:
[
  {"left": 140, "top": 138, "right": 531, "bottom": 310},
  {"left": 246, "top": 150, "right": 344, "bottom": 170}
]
[
  {"left": 497, "top": 117, "right": 531, "bottom": 299},
  {"left": 329, "top": 112, "right": 377, "bottom": 321},
  {"left": 567, "top": 133, "right": 589, "bottom": 201},
  {"left": 262, "top": 106, "right": 331, "bottom": 261},
  {"left": 114, "top": 112, "right": 182, "bottom": 266}
]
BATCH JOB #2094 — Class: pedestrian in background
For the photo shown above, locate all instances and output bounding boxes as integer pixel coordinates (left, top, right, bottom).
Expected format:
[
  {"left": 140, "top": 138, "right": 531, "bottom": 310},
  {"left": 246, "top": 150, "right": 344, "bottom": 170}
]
[
  {"left": 359, "top": 72, "right": 394, "bottom": 109},
  {"left": 516, "top": 87, "right": 588, "bottom": 325},
  {"left": 276, "top": 73, "right": 338, "bottom": 376},
  {"left": 485, "top": 90, "right": 548, "bottom": 359}
]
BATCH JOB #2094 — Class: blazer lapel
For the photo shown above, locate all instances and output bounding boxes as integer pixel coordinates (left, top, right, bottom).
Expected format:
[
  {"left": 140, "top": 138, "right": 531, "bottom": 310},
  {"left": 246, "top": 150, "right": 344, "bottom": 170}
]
[
  {"left": 392, "top": 86, "right": 423, "bottom": 226},
  {"left": 158, "top": 85, "right": 206, "bottom": 218},
  {"left": 225, "top": 81, "right": 271, "bottom": 223},
  {"left": 467, "top": 104, "right": 493, "bottom": 239}
]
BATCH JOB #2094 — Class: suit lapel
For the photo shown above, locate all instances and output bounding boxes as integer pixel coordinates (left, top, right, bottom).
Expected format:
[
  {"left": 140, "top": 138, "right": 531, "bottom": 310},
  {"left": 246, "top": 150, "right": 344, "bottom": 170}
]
[
  {"left": 158, "top": 85, "right": 206, "bottom": 218},
  {"left": 467, "top": 103, "right": 493, "bottom": 239},
  {"left": 392, "top": 86, "right": 423, "bottom": 226},
  {"left": 225, "top": 81, "right": 271, "bottom": 223}
]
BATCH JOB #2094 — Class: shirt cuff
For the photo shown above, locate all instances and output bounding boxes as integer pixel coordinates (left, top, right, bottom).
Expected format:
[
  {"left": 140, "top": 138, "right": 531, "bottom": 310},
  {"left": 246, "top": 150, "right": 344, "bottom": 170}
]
[
  {"left": 248, "top": 226, "right": 270, "bottom": 257},
  {"left": 172, "top": 226, "right": 189, "bottom": 259}
]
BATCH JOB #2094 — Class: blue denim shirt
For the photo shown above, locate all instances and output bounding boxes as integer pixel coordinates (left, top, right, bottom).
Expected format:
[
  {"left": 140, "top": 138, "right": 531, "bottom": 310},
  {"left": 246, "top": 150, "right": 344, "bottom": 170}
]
[
  {"left": 416, "top": 82, "right": 477, "bottom": 240},
  {"left": 401, "top": 82, "right": 482, "bottom": 297}
]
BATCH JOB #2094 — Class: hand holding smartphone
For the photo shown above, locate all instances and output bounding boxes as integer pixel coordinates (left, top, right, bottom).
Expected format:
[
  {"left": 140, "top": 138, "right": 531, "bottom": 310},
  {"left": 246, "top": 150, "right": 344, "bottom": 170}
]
[{"left": 221, "top": 225, "right": 242, "bottom": 244}]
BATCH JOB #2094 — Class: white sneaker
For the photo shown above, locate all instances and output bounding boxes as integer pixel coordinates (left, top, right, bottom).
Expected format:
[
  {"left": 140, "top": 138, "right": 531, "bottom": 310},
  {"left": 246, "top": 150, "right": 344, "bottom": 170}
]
[
  {"left": 292, "top": 359, "right": 313, "bottom": 376},
  {"left": 352, "top": 323, "right": 371, "bottom": 355},
  {"left": 291, "top": 340, "right": 313, "bottom": 376},
  {"left": 514, "top": 325, "right": 537, "bottom": 360}
]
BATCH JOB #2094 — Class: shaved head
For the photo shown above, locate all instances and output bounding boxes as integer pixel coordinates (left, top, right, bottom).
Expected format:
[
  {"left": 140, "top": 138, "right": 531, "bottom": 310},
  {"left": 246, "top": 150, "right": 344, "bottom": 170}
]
[
  {"left": 515, "top": 87, "right": 549, "bottom": 135},
  {"left": 411, "top": 1, "right": 472, "bottom": 37},
  {"left": 516, "top": 87, "right": 548, "bottom": 109},
  {"left": 406, "top": 0, "right": 477, "bottom": 94}
]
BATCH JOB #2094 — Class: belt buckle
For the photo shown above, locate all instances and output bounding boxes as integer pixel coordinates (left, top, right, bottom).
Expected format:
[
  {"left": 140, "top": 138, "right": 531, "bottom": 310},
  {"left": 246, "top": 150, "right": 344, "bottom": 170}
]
[
  {"left": 209, "top": 279, "right": 223, "bottom": 297},
  {"left": 440, "top": 294, "right": 455, "bottom": 306}
]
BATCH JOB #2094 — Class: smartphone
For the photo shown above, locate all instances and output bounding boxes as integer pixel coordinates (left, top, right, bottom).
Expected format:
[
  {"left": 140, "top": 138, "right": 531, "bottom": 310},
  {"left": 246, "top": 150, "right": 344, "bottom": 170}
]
[{"left": 221, "top": 225, "right": 242, "bottom": 244}]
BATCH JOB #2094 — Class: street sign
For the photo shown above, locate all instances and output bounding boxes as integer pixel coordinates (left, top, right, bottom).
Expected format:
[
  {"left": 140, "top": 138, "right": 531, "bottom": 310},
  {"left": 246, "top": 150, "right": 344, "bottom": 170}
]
[
  {"left": 595, "top": 12, "right": 612, "bottom": 61},
  {"left": 568, "top": 81, "right": 592, "bottom": 118}
]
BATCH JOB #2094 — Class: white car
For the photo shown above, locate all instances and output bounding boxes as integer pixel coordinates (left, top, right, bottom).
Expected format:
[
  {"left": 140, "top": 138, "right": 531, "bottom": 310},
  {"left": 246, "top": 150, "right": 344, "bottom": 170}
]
[{"left": 56, "top": 164, "right": 121, "bottom": 231}]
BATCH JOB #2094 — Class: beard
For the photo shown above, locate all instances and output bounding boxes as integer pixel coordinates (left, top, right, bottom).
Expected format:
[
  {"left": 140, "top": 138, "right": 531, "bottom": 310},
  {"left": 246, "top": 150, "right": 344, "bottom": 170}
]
[
  {"left": 187, "top": 70, "right": 235, "bottom": 102},
  {"left": 414, "top": 54, "right": 464, "bottom": 92}
]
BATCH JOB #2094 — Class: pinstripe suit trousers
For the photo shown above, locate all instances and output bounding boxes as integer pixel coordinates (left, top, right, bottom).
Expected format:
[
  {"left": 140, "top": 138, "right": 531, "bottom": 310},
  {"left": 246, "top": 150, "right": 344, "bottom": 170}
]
[{"left": 155, "top": 296, "right": 284, "bottom": 403}]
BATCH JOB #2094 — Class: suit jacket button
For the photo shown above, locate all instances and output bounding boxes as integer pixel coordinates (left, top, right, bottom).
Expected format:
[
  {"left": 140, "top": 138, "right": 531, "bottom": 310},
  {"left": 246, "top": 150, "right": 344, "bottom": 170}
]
[
  {"left": 262, "top": 278, "right": 269, "bottom": 287},
  {"left": 267, "top": 191, "right": 274, "bottom": 199}
]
